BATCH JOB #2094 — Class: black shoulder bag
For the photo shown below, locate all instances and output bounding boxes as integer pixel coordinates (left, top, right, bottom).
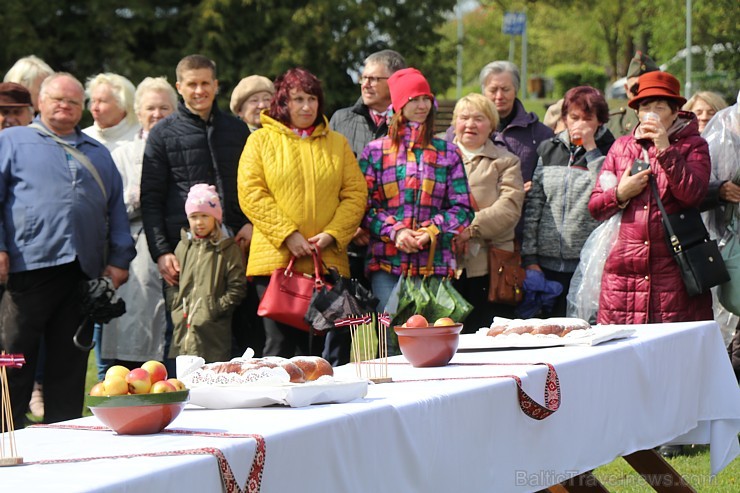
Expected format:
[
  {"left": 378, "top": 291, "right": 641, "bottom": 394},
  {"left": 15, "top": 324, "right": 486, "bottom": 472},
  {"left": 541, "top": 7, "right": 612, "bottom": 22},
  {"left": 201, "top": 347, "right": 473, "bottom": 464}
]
[{"left": 647, "top": 149, "right": 730, "bottom": 295}]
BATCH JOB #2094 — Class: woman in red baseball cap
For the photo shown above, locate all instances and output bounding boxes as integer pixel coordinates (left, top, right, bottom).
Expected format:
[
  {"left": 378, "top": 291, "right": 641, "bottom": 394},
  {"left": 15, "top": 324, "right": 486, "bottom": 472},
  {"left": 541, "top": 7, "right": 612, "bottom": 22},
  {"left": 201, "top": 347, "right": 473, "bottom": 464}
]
[{"left": 588, "top": 71, "right": 712, "bottom": 326}]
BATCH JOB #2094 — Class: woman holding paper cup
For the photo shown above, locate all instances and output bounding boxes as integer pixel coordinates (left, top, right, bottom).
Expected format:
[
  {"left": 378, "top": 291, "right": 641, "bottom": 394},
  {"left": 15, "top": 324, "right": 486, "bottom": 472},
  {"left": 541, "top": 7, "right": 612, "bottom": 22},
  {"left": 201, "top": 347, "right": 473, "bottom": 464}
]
[
  {"left": 521, "top": 86, "right": 615, "bottom": 317},
  {"left": 588, "top": 71, "right": 713, "bottom": 324}
]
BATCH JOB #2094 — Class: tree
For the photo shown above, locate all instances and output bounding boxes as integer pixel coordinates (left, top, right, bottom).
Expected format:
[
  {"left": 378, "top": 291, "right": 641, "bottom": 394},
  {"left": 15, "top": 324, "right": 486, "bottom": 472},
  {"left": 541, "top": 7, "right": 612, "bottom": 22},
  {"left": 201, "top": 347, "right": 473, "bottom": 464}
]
[
  {"left": 188, "top": 0, "right": 457, "bottom": 113},
  {"left": 1, "top": 0, "right": 459, "bottom": 114}
]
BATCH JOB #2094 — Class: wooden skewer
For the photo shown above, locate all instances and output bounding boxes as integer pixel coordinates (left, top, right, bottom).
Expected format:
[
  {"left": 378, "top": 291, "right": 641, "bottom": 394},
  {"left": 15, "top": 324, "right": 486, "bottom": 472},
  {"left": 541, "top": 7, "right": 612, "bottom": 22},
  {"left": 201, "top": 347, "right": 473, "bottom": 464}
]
[{"left": 0, "top": 352, "right": 23, "bottom": 466}]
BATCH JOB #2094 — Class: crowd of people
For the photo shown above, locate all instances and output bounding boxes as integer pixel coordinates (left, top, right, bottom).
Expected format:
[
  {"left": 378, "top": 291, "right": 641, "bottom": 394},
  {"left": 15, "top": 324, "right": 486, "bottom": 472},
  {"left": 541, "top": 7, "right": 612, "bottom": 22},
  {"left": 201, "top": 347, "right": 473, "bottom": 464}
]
[{"left": 0, "top": 50, "right": 737, "bottom": 437}]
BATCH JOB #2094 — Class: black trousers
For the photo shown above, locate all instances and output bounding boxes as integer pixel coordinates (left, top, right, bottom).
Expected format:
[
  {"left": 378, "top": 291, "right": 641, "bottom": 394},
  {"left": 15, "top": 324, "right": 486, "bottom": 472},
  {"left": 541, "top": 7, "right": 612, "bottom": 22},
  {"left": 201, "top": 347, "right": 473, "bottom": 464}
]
[
  {"left": 0, "top": 262, "right": 88, "bottom": 428},
  {"left": 540, "top": 267, "right": 574, "bottom": 318},
  {"left": 231, "top": 280, "right": 266, "bottom": 358},
  {"left": 253, "top": 277, "right": 324, "bottom": 359}
]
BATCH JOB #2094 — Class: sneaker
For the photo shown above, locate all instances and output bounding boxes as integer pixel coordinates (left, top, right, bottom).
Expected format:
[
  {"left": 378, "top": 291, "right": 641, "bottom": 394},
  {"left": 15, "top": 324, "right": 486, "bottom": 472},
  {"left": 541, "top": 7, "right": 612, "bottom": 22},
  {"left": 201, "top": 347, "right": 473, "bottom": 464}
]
[
  {"left": 658, "top": 445, "right": 684, "bottom": 458},
  {"left": 29, "top": 382, "right": 44, "bottom": 418}
]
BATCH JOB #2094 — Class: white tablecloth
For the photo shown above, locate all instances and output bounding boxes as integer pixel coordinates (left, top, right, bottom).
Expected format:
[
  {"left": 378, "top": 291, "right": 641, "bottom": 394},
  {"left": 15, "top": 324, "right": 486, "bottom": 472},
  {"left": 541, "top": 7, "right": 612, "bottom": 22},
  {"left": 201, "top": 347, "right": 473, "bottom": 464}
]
[{"left": 3, "top": 321, "right": 740, "bottom": 492}]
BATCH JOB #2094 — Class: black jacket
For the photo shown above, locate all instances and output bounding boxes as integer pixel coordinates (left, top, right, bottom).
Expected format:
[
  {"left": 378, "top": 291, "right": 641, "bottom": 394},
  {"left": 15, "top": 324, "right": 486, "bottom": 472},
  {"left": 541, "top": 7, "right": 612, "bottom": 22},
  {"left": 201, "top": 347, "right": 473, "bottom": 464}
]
[{"left": 141, "top": 101, "right": 250, "bottom": 261}]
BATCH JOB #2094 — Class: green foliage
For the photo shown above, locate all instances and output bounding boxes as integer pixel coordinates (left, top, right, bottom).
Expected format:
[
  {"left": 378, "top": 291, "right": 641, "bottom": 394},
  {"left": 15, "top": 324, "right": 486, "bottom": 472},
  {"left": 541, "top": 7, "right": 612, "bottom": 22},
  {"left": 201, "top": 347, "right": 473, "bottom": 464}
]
[
  {"left": 546, "top": 63, "right": 608, "bottom": 97},
  {"left": 0, "top": 0, "right": 458, "bottom": 115},
  {"left": 437, "top": 0, "right": 738, "bottom": 100}
]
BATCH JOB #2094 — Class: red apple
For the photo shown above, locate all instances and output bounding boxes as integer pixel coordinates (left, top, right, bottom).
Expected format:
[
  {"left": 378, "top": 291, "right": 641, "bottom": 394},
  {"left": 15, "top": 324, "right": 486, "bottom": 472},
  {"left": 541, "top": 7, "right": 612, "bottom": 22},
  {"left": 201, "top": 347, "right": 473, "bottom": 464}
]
[
  {"left": 102, "top": 375, "right": 128, "bottom": 396},
  {"left": 126, "top": 368, "right": 152, "bottom": 394},
  {"left": 150, "top": 380, "right": 177, "bottom": 393},
  {"left": 166, "top": 378, "right": 187, "bottom": 391},
  {"left": 89, "top": 381, "right": 106, "bottom": 396},
  {"left": 405, "top": 314, "right": 429, "bottom": 327},
  {"left": 434, "top": 317, "right": 456, "bottom": 326},
  {"left": 105, "top": 365, "right": 130, "bottom": 380},
  {"left": 141, "top": 360, "right": 168, "bottom": 384}
]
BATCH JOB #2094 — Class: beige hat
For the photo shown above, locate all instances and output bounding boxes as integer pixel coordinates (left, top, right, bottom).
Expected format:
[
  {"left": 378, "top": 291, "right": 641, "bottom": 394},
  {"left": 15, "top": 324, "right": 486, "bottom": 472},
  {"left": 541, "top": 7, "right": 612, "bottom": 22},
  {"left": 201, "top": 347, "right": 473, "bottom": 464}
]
[{"left": 229, "top": 75, "right": 275, "bottom": 115}]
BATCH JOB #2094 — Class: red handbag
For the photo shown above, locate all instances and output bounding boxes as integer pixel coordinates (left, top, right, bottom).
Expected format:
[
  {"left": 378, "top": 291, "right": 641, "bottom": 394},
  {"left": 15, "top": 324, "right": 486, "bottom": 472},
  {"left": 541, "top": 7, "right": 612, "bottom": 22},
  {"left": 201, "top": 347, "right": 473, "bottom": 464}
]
[{"left": 257, "top": 249, "right": 328, "bottom": 332}]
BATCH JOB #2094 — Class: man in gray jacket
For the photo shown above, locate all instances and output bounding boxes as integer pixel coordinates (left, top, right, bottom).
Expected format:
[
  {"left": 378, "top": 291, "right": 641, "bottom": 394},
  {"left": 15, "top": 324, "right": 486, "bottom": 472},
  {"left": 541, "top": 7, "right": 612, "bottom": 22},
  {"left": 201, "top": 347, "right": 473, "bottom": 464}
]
[{"left": 330, "top": 49, "right": 406, "bottom": 158}]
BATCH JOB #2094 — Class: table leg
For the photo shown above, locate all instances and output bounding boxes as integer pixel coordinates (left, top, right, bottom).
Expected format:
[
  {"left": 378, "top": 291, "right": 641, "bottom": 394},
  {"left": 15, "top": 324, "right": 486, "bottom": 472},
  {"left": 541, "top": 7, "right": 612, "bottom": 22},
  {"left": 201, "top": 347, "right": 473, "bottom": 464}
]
[
  {"left": 544, "top": 471, "right": 609, "bottom": 492},
  {"left": 622, "top": 449, "right": 697, "bottom": 492}
]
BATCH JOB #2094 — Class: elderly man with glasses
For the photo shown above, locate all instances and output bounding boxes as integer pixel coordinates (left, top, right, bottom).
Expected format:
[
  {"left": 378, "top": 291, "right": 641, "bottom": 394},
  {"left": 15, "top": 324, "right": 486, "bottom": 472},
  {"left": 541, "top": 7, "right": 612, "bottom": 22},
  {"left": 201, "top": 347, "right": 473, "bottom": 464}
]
[
  {"left": 330, "top": 49, "right": 407, "bottom": 158},
  {"left": 0, "top": 73, "right": 135, "bottom": 428}
]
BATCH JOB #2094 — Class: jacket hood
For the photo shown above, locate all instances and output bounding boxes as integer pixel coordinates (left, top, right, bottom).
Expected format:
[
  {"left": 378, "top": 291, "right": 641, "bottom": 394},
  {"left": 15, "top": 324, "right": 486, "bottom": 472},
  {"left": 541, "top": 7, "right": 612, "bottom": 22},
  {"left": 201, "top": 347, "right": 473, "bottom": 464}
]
[
  {"left": 258, "top": 113, "right": 330, "bottom": 139},
  {"left": 179, "top": 228, "right": 236, "bottom": 252},
  {"left": 506, "top": 99, "right": 541, "bottom": 129}
]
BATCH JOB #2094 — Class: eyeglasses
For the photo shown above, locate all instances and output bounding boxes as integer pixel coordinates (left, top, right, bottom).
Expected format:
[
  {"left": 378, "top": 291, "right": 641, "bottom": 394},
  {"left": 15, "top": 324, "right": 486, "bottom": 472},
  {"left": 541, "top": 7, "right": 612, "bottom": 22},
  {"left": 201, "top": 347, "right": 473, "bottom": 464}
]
[
  {"left": 359, "top": 76, "right": 389, "bottom": 85},
  {"left": 47, "top": 96, "right": 83, "bottom": 107}
]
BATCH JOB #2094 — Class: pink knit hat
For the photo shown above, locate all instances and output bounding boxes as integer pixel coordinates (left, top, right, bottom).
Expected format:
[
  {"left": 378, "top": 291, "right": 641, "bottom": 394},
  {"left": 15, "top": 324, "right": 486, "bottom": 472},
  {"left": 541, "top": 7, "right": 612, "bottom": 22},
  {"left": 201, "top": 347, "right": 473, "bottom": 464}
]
[
  {"left": 185, "top": 183, "right": 222, "bottom": 222},
  {"left": 388, "top": 68, "right": 434, "bottom": 112}
]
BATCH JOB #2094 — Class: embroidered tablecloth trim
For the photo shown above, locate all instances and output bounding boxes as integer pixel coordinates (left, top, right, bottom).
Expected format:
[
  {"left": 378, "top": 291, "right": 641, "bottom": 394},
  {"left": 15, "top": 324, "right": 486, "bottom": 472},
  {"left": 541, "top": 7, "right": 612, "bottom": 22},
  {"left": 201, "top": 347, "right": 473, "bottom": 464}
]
[
  {"left": 28, "top": 424, "right": 265, "bottom": 493},
  {"left": 389, "top": 361, "right": 560, "bottom": 420}
]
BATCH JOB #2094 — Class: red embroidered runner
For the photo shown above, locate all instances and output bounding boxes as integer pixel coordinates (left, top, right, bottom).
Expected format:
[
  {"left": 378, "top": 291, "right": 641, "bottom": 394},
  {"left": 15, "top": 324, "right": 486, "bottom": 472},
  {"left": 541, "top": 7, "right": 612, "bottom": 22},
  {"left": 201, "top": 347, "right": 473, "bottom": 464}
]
[
  {"left": 389, "top": 361, "right": 560, "bottom": 420},
  {"left": 28, "top": 424, "right": 265, "bottom": 493}
]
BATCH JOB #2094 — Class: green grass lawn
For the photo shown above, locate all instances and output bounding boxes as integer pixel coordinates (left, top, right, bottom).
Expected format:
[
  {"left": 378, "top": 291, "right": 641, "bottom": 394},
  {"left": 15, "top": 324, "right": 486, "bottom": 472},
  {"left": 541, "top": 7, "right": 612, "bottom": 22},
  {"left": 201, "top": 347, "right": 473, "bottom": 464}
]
[{"left": 33, "top": 351, "right": 735, "bottom": 490}]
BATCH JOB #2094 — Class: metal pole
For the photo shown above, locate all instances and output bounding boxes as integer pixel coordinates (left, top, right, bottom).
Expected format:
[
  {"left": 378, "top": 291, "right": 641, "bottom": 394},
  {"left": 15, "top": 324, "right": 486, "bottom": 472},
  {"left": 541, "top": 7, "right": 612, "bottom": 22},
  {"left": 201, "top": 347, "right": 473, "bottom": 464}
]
[
  {"left": 509, "top": 37, "right": 515, "bottom": 63},
  {"left": 521, "top": 12, "right": 528, "bottom": 99},
  {"left": 456, "top": 1, "right": 463, "bottom": 99},
  {"left": 685, "top": 0, "right": 692, "bottom": 96}
]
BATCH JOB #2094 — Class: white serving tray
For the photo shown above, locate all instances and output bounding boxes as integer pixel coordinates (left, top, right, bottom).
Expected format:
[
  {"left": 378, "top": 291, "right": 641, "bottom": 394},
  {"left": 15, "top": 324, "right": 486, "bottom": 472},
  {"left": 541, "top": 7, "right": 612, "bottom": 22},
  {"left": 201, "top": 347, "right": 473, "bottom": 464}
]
[
  {"left": 186, "top": 379, "right": 369, "bottom": 409},
  {"left": 457, "top": 325, "right": 636, "bottom": 351}
]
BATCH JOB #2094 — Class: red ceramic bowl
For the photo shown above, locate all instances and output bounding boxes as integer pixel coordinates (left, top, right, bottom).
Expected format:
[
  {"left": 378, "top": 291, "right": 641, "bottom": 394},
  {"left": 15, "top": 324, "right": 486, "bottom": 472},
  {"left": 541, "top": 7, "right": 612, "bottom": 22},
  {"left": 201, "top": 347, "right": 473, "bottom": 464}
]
[
  {"left": 394, "top": 323, "right": 463, "bottom": 367},
  {"left": 88, "top": 390, "right": 189, "bottom": 435}
]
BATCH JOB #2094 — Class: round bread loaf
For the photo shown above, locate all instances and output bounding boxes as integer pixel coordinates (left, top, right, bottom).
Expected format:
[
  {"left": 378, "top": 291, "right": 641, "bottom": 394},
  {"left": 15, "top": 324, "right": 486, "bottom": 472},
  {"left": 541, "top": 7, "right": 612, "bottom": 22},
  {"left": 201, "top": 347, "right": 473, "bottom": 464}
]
[
  {"left": 262, "top": 357, "right": 306, "bottom": 383},
  {"left": 531, "top": 324, "right": 564, "bottom": 336},
  {"left": 290, "top": 356, "right": 333, "bottom": 381}
]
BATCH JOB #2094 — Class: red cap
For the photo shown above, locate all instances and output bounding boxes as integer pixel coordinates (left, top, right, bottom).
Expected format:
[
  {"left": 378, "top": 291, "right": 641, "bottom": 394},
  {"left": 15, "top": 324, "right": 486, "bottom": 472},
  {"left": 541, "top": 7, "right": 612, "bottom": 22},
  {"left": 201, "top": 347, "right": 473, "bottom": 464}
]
[
  {"left": 628, "top": 71, "right": 686, "bottom": 109},
  {"left": 388, "top": 68, "right": 433, "bottom": 113}
]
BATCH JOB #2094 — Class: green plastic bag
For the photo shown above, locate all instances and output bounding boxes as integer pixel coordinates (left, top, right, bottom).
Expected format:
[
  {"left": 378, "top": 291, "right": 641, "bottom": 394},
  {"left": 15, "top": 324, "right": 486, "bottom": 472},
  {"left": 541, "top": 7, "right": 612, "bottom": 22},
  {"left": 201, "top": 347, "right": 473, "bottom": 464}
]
[
  {"left": 390, "top": 276, "right": 418, "bottom": 328},
  {"left": 444, "top": 278, "right": 473, "bottom": 322},
  {"left": 420, "top": 276, "right": 455, "bottom": 321}
]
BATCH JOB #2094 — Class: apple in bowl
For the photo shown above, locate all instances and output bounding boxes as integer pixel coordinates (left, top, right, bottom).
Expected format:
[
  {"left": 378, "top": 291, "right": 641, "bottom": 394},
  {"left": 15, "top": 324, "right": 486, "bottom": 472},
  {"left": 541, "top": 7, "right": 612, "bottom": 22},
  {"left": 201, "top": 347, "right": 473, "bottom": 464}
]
[{"left": 394, "top": 314, "right": 464, "bottom": 367}]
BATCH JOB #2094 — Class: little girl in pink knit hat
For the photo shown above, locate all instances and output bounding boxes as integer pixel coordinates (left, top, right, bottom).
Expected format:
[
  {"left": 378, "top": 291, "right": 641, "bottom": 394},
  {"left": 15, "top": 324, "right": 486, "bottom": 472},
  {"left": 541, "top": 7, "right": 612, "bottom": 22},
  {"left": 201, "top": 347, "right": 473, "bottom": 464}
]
[{"left": 166, "top": 183, "right": 246, "bottom": 362}]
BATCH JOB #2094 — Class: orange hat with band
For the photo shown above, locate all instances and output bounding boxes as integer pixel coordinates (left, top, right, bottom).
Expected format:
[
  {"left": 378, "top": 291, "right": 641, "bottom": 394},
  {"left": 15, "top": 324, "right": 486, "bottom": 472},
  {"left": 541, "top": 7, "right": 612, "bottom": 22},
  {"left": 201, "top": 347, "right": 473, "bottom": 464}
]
[{"left": 628, "top": 71, "right": 686, "bottom": 109}]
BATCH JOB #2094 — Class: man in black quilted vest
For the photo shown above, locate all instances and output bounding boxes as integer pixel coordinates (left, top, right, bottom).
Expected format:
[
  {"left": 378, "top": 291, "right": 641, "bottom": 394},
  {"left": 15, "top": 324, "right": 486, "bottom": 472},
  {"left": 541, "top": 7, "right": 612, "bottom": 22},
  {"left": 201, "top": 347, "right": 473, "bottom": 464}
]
[{"left": 141, "top": 54, "right": 251, "bottom": 369}]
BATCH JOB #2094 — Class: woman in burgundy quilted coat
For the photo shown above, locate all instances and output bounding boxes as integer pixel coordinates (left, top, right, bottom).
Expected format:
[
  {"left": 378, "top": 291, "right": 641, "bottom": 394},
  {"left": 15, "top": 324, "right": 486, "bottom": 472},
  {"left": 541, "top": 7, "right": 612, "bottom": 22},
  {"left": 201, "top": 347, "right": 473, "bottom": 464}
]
[{"left": 588, "top": 71, "right": 713, "bottom": 324}]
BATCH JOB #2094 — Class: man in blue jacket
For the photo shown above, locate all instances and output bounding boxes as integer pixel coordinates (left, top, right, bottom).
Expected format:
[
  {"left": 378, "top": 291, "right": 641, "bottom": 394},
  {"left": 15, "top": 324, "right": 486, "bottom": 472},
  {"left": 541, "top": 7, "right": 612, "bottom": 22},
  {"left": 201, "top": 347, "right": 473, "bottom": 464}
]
[{"left": 0, "top": 73, "right": 135, "bottom": 427}]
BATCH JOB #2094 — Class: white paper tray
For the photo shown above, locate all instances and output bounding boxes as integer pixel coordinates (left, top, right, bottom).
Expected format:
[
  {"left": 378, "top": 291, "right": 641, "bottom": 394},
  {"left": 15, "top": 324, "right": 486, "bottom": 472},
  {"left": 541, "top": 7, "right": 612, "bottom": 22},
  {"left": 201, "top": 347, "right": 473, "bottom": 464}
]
[
  {"left": 186, "top": 379, "right": 369, "bottom": 409},
  {"left": 457, "top": 325, "right": 636, "bottom": 351}
]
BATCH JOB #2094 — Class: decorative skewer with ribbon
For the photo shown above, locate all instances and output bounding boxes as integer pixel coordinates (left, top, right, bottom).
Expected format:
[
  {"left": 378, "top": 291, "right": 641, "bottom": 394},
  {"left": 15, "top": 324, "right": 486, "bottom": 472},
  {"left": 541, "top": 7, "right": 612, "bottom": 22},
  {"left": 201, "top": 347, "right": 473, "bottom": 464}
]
[
  {"left": 1, "top": 352, "right": 25, "bottom": 466},
  {"left": 341, "top": 313, "right": 392, "bottom": 383}
]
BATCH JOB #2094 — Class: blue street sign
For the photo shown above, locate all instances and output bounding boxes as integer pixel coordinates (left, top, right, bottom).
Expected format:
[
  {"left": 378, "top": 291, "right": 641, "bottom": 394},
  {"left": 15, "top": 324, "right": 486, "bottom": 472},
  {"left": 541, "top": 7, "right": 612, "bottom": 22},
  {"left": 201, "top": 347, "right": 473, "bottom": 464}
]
[{"left": 503, "top": 12, "right": 526, "bottom": 36}]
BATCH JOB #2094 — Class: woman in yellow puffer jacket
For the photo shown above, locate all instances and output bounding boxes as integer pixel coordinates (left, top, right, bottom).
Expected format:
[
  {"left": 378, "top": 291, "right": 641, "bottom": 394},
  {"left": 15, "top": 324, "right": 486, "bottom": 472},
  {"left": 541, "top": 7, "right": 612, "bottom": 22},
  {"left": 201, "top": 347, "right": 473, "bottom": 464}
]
[{"left": 238, "top": 67, "right": 367, "bottom": 359}]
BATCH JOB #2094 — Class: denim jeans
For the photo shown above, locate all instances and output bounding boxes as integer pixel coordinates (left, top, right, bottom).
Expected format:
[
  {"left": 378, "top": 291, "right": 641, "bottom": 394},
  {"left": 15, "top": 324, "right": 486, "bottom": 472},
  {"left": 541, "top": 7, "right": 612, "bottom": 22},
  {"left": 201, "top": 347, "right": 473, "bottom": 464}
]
[
  {"left": 371, "top": 271, "right": 401, "bottom": 356},
  {"left": 371, "top": 271, "right": 400, "bottom": 314}
]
